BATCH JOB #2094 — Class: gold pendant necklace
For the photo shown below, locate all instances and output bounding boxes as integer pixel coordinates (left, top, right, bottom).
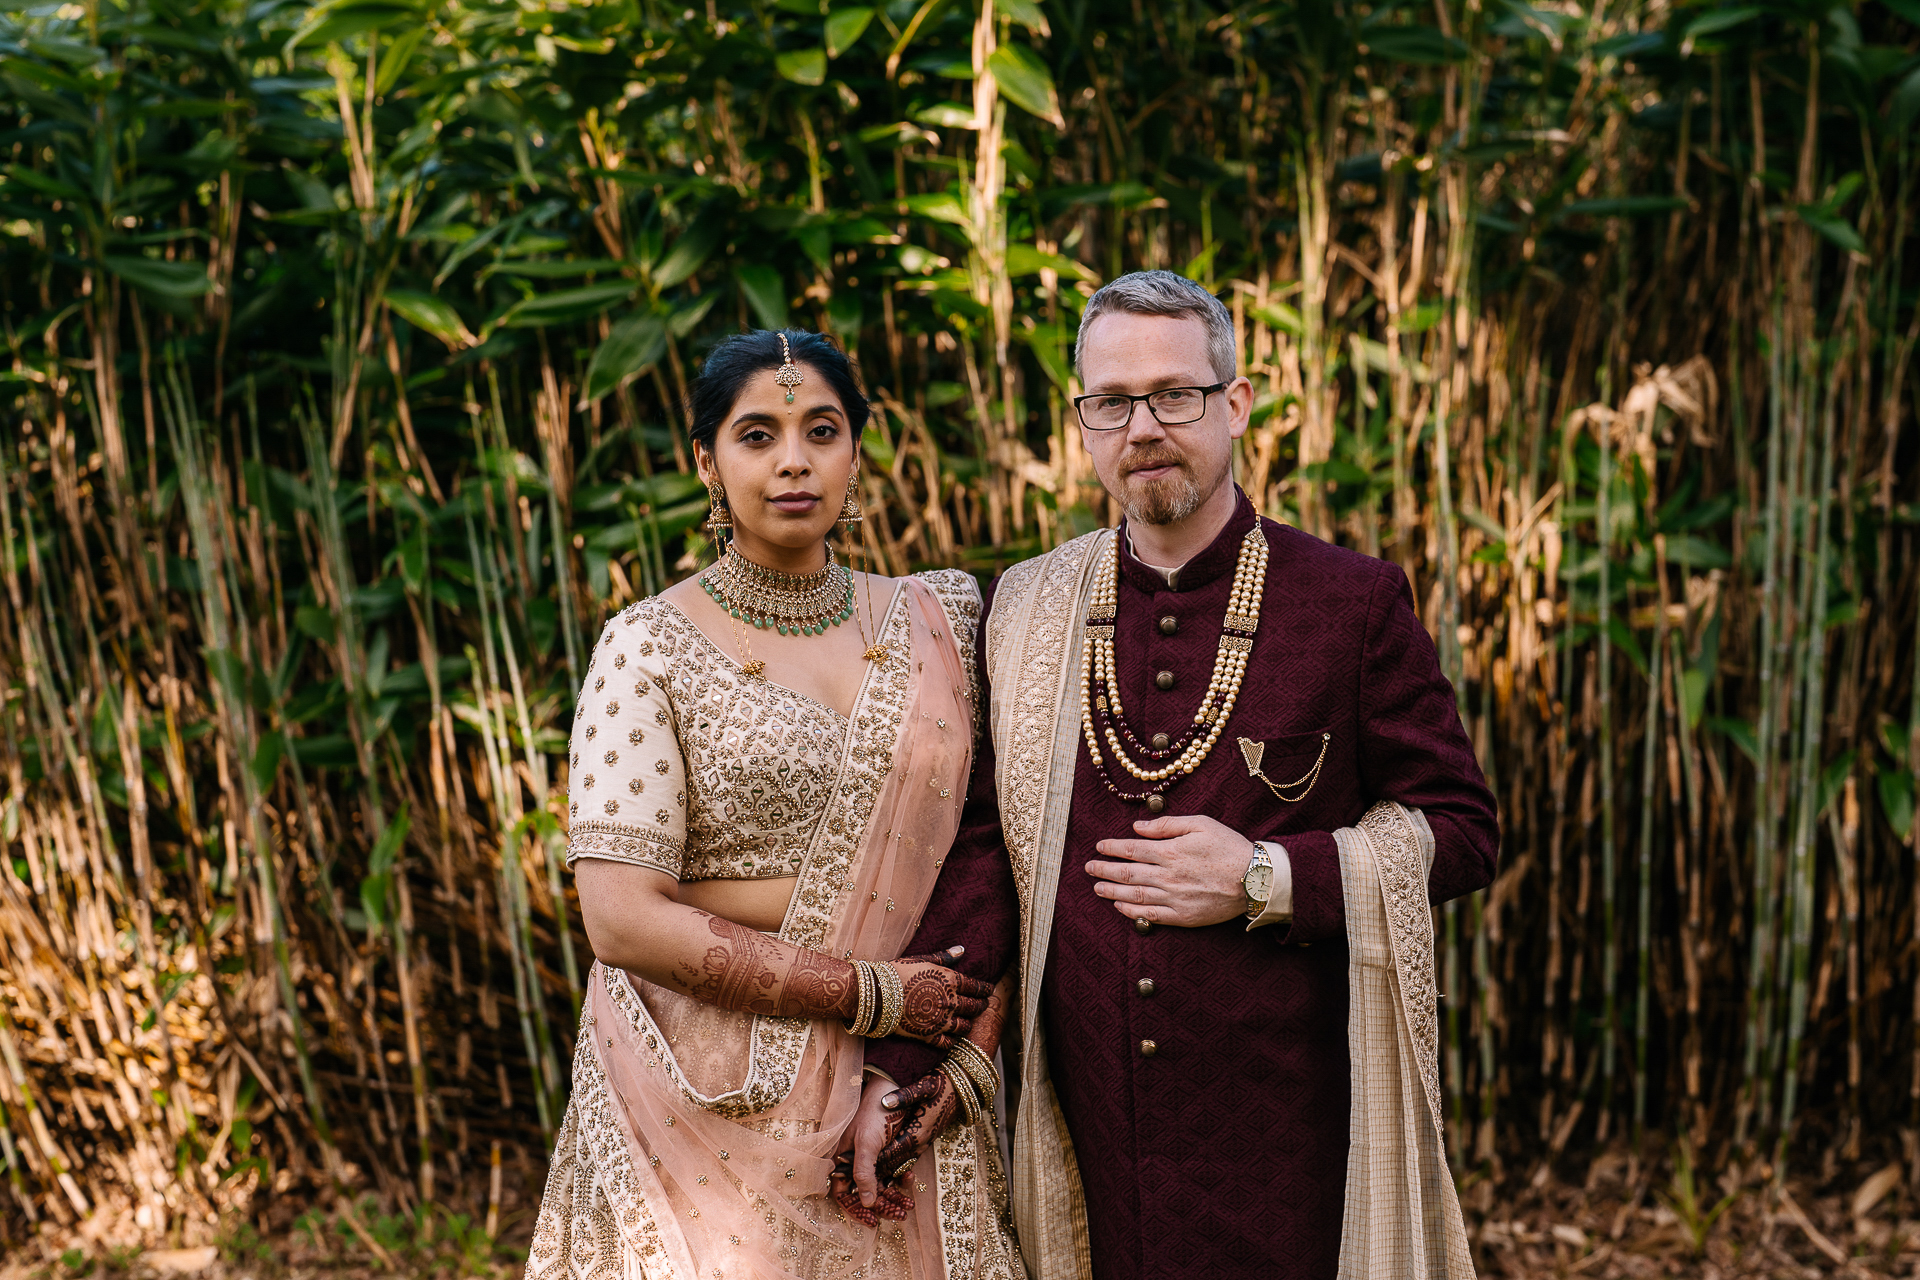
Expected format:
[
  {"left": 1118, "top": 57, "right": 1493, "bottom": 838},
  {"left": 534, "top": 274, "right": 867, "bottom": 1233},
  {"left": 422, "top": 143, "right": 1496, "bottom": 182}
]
[{"left": 1079, "top": 526, "right": 1268, "bottom": 813}]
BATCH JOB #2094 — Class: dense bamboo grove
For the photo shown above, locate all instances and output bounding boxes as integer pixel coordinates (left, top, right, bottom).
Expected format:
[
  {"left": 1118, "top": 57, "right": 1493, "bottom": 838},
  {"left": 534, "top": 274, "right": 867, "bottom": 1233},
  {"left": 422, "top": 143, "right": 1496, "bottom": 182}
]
[{"left": 1, "top": 0, "right": 1917, "bottom": 1259}]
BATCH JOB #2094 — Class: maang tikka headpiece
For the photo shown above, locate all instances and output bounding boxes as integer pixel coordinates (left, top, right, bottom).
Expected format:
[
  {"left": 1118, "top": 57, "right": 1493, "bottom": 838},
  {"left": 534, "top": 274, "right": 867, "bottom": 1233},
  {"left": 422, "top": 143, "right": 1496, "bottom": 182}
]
[{"left": 774, "top": 333, "right": 804, "bottom": 404}]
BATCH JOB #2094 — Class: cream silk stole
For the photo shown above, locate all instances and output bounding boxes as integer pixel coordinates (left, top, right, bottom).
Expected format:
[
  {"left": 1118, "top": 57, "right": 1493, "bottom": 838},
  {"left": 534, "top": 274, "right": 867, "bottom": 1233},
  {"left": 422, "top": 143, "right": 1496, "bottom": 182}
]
[
  {"left": 530, "top": 579, "right": 1020, "bottom": 1280},
  {"left": 983, "top": 529, "right": 1474, "bottom": 1280}
]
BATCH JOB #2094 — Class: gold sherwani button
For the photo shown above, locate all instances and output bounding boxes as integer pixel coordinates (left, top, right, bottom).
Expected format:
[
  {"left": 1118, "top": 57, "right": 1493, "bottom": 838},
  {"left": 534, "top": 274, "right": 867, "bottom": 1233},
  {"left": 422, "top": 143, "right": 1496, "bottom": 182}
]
[
  {"left": 1133, "top": 917, "right": 1153, "bottom": 935},
  {"left": 1154, "top": 670, "right": 1175, "bottom": 690},
  {"left": 1151, "top": 732, "right": 1170, "bottom": 751},
  {"left": 1136, "top": 978, "right": 1156, "bottom": 997},
  {"left": 1158, "top": 615, "right": 1177, "bottom": 635},
  {"left": 1139, "top": 1039, "right": 1158, "bottom": 1058}
]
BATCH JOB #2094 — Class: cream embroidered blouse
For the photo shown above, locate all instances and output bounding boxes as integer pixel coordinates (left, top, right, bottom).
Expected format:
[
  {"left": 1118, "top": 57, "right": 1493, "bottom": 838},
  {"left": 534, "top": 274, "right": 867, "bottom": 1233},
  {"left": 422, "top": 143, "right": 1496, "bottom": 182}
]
[{"left": 565, "top": 570, "right": 980, "bottom": 882}]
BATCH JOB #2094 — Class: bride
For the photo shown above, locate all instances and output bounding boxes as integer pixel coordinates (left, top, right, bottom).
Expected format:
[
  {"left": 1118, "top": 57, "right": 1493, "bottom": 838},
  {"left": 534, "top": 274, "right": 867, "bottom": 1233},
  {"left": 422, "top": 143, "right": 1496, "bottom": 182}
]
[{"left": 528, "top": 329, "right": 1022, "bottom": 1280}]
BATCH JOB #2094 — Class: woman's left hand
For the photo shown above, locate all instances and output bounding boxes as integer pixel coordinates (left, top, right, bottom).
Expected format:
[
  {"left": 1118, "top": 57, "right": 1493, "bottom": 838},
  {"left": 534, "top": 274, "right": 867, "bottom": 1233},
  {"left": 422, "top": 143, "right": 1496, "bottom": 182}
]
[{"left": 831, "top": 1075, "right": 922, "bottom": 1226}]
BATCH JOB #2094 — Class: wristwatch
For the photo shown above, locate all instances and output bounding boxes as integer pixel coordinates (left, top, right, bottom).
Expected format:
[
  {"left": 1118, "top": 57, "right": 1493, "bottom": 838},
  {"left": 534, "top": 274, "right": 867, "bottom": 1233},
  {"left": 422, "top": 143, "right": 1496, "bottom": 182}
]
[{"left": 1242, "top": 842, "right": 1275, "bottom": 917}]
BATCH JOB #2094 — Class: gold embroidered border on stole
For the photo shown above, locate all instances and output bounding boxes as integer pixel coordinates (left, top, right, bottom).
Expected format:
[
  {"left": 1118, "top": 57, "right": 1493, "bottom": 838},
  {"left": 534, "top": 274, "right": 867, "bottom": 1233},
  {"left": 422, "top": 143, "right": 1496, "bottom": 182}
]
[
  {"left": 982, "top": 529, "right": 1111, "bottom": 1280},
  {"left": 1337, "top": 801, "right": 1475, "bottom": 1280}
]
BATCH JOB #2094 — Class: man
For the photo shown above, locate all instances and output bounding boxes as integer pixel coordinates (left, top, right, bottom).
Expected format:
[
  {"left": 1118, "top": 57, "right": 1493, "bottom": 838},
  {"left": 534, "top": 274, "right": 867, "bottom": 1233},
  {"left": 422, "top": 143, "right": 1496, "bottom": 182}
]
[{"left": 858, "top": 270, "right": 1496, "bottom": 1279}]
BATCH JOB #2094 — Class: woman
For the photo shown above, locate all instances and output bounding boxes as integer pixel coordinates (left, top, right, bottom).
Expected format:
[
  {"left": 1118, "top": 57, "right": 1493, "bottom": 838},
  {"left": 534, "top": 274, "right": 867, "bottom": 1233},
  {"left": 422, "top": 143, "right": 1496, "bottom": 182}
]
[{"left": 527, "top": 330, "right": 1022, "bottom": 1280}]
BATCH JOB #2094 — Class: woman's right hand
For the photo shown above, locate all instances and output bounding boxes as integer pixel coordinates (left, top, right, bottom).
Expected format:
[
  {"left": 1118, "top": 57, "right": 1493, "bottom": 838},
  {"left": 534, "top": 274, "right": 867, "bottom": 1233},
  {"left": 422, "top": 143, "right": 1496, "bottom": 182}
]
[{"left": 888, "top": 953, "right": 993, "bottom": 1047}]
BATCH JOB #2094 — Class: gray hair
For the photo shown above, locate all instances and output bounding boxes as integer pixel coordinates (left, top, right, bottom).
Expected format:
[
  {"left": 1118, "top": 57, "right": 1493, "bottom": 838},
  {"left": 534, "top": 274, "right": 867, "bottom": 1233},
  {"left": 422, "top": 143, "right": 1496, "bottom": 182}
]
[{"left": 1074, "top": 270, "right": 1236, "bottom": 382}]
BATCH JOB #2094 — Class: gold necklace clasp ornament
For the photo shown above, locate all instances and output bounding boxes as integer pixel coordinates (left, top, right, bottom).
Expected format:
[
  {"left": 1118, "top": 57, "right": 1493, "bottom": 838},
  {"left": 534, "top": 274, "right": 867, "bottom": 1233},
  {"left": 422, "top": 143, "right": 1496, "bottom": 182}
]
[
  {"left": 1237, "top": 732, "right": 1330, "bottom": 802},
  {"left": 774, "top": 333, "right": 804, "bottom": 404}
]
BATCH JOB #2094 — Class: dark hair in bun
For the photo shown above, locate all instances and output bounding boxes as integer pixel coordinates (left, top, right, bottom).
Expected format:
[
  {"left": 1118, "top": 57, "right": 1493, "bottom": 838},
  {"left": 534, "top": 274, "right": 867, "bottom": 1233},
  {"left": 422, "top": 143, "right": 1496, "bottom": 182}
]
[{"left": 688, "top": 329, "right": 870, "bottom": 450}]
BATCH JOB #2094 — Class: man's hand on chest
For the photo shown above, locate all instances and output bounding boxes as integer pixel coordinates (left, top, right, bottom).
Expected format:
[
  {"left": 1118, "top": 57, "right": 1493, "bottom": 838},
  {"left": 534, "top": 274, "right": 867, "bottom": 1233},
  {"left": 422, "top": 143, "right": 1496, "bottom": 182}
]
[{"left": 1086, "top": 814, "right": 1258, "bottom": 928}]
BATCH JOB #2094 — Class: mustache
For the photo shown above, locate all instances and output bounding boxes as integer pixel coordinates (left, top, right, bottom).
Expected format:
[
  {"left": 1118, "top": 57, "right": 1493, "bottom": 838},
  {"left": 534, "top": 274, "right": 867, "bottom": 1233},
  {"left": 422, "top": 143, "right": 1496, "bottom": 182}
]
[{"left": 1120, "top": 446, "right": 1187, "bottom": 475}]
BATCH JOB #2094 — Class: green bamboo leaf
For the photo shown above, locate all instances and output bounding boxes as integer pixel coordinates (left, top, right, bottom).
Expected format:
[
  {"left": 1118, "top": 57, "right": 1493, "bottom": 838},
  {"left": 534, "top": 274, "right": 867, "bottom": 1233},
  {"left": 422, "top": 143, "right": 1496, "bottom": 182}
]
[
  {"left": 374, "top": 26, "right": 430, "bottom": 96},
  {"left": 284, "top": 0, "right": 420, "bottom": 56},
  {"left": 1879, "top": 769, "right": 1915, "bottom": 841},
  {"left": 1359, "top": 24, "right": 1469, "bottom": 65},
  {"left": 903, "top": 191, "right": 969, "bottom": 225},
  {"left": 669, "top": 292, "right": 721, "bottom": 338},
  {"left": 1679, "top": 6, "right": 1760, "bottom": 54},
  {"left": 987, "top": 45, "right": 1062, "bottom": 126},
  {"left": 1251, "top": 302, "right": 1304, "bottom": 336},
  {"left": 583, "top": 313, "right": 668, "bottom": 404},
  {"left": 826, "top": 7, "right": 875, "bottom": 58},
  {"left": 884, "top": 0, "right": 950, "bottom": 78},
  {"left": 4, "top": 164, "right": 88, "bottom": 204},
  {"left": 1796, "top": 205, "right": 1866, "bottom": 254},
  {"left": 99, "top": 255, "right": 211, "bottom": 299},
  {"left": 396, "top": 523, "right": 429, "bottom": 590},
  {"left": 386, "top": 289, "right": 476, "bottom": 349},
  {"left": 1005, "top": 242, "right": 1093, "bottom": 279},
  {"left": 913, "top": 102, "right": 977, "bottom": 129},
  {"left": 1707, "top": 715, "right": 1760, "bottom": 765},
  {"left": 1561, "top": 195, "right": 1689, "bottom": 218},
  {"left": 654, "top": 215, "right": 725, "bottom": 287},
  {"left": 778, "top": 47, "right": 828, "bottom": 86},
  {"left": 997, "top": 0, "right": 1050, "bottom": 35},
  {"left": 250, "top": 732, "right": 286, "bottom": 793},
  {"left": 499, "top": 280, "right": 637, "bottom": 330},
  {"left": 1818, "top": 750, "right": 1857, "bottom": 816},
  {"left": 734, "top": 264, "right": 790, "bottom": 329}
]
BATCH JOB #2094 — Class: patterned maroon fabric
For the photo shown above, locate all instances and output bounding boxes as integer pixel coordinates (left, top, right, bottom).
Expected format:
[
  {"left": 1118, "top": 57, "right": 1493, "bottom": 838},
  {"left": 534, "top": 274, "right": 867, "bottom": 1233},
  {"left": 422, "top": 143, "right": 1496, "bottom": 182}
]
[{"left": 868, "top": 489, "right": 1498, "bottom": 1279}]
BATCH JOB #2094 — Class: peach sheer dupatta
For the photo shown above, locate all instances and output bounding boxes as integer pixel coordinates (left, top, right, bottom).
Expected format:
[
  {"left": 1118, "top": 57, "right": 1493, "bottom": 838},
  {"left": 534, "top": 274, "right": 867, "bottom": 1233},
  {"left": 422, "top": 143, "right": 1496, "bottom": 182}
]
[{"left": 560, "top": 578, "right": 993, "bottom": 1280}]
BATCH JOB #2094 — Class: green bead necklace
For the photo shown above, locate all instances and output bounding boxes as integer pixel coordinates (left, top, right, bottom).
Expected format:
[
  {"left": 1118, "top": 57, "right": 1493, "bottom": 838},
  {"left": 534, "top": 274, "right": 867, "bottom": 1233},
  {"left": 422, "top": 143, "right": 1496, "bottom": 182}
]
[{"left": 699, "top": 544, "right": 856, "bottom": 636}]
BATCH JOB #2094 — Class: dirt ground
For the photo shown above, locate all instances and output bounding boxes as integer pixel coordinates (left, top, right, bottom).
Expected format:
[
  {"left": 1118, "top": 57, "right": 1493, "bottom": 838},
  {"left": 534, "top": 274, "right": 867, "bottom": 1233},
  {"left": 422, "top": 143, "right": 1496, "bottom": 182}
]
[{"left": 6, "top": 1151, "right": 1917, "bottom": 1279}]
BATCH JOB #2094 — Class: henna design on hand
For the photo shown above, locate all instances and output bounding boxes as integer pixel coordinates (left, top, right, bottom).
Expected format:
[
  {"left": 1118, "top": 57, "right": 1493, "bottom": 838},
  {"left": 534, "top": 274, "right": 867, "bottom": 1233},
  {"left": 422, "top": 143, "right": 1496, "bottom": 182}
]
[
  {"left": 889, "top": 955, "right": 993, "bottom": 1045},
  {"left": 677, "top": 914, "right": 784, "bottom": 1015},
  {"left": 786, "top": 946, "right": 860, "bottom": 1021},
  {"left": 873, "top": 1070, "right": 959, "bottom": 1188},
  {"left": 874, "top": 972, "right": 1013, "bottom": 1179},
  {"left": 830, "top": 1153, "right": 914, "bottom": 1225}
]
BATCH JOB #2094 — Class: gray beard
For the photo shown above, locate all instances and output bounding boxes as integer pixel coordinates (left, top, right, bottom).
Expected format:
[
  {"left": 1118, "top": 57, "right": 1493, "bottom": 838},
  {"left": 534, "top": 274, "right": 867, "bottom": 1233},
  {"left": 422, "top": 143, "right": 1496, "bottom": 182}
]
[{"left": 1120, "top": 465, "right": 1211, "bottom": 526}]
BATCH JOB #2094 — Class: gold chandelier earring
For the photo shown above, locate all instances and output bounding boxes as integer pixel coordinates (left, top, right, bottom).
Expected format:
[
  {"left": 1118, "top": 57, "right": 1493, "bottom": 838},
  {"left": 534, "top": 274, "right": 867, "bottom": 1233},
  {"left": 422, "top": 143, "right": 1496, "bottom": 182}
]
[
  {"left": 839, "top": 466, "right": 864, "bottom": 526},
  {"left": 705, "top": 481, "right": 733, "bottom": 535}
]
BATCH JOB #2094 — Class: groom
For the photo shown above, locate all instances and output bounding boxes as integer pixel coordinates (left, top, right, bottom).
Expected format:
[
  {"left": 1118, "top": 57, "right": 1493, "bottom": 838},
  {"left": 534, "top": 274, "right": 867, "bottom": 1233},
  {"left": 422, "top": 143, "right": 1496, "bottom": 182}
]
[{"left": 860, "top": 270, "right": 1498, "bottom": 1278}]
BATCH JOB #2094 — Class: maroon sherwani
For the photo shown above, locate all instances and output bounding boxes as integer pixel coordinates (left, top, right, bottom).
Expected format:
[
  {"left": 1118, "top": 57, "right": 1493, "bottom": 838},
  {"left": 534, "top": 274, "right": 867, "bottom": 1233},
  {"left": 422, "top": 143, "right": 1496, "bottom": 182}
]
[{"left": 869, "top": 489, "right": 1498, "bottom": 1279}]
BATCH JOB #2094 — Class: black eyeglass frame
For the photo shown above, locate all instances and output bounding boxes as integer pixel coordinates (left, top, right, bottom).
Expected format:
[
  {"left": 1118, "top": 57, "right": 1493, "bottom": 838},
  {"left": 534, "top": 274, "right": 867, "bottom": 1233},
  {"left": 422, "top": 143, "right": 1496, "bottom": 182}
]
[{"left": 1071, "top": 382, "right": 1232, "bottom": 431}]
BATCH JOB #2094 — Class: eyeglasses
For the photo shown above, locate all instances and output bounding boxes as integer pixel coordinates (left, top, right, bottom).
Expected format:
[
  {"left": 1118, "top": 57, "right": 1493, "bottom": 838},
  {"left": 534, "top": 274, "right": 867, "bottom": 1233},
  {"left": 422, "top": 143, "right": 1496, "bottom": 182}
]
[{"left": 1072, "top": 383, "right": 1229, "bottom": 431}]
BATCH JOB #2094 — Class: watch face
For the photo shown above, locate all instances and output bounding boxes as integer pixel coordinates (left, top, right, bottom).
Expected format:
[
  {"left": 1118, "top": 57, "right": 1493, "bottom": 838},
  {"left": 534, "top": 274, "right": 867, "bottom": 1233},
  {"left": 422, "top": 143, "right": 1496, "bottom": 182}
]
[{"left": 1245, "top": 864, "right": 1274, "bottom": 901}]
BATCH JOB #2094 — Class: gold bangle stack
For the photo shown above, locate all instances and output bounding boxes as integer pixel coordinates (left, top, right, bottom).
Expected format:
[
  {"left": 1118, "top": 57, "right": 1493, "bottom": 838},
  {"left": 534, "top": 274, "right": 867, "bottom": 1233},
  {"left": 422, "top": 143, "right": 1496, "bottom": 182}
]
[
  {"left": 845, "top": 961, "right": 878, "bottom": 1037},
  {"left": 938, "top": 1060, "right": 983, "bottom": 1127},
  {"left": 942, "top": 1039, "right": 999, "bottom": 1128},
  {"left": 949, "top": 1039, "right": 999, "bottom": 1101},
  {"left": 844, "top": 961, "right": 906, "bottom": 1039},
  {"left": 870, "top": 963, "right": 906, "bottom": 1038}
]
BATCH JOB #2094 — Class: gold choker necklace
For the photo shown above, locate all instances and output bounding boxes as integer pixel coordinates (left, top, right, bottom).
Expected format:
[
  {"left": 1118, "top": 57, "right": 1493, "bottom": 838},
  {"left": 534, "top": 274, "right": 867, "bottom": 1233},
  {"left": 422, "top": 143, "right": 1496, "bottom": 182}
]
[
  {"left": 700, "top": 545, "right": 856, "bottom": 636},
  {"left": 1080, "top": 526, "right": 1268, "bottom": 813}
]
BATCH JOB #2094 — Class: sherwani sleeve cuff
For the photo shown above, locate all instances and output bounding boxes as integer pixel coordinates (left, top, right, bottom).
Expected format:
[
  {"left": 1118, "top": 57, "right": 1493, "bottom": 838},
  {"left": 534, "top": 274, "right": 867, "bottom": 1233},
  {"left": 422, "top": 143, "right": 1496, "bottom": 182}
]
[
  {"left": 1245, "top": 842, "right": 1294, "bottom": 930},
  {"left": 1268, "top": 830, "right": 1343, "bottom": 944}
]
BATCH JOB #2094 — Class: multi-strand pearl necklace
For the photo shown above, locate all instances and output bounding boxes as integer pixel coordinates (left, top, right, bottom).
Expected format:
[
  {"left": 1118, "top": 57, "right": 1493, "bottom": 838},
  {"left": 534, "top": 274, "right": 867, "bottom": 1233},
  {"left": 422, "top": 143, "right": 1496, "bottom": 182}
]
[{"left": 1080, "top": 525, "right": 1269, "bottom": 812}]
